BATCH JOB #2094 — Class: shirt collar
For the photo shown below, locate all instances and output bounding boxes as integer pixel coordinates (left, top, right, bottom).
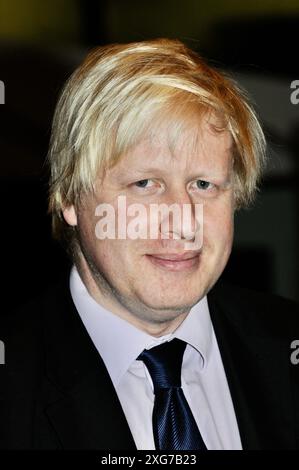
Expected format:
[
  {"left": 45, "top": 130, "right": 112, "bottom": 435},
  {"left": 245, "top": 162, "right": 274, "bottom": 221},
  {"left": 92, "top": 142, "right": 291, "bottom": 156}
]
[{"left": 70, "top": 265, "right": 213, "bottom": 388}]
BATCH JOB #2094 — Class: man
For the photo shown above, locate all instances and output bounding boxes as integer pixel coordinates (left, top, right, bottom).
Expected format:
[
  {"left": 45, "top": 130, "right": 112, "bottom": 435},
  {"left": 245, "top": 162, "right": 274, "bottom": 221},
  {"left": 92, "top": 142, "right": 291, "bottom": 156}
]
[{"left": 1, "top": 38, "right": 298, "bottom": 450}]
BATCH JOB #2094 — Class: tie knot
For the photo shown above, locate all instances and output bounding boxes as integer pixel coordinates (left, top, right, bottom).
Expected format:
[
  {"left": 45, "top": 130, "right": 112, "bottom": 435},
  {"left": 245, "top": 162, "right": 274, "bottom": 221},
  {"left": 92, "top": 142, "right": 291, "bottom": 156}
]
[{"left": 137, "top": 338, "right": 187, "bottom": 391}]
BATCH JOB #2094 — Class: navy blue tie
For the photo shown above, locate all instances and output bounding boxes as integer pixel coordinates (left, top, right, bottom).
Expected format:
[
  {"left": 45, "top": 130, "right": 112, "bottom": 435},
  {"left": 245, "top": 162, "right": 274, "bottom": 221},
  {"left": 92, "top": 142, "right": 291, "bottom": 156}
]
[{"left": 138, "top": 338, "right": 207, "bottom": 450}]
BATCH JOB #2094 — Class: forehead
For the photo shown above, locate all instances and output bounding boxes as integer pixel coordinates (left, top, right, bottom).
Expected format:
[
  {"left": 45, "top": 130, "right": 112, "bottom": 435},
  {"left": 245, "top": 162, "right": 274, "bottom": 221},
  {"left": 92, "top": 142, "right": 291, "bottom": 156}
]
[{"left": 109, "top": 109, "right": 233, "bottom": 176}]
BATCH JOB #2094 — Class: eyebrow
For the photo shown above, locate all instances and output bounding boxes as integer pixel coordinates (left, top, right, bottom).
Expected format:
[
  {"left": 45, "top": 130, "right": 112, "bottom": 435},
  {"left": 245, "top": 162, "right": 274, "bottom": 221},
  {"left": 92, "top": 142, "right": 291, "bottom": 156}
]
[
  {"left": 114, "top": 167, "right": 169, "bottom": 179},
  {"left": 131, "top": 167, "right": 169, "bottom": 175}
]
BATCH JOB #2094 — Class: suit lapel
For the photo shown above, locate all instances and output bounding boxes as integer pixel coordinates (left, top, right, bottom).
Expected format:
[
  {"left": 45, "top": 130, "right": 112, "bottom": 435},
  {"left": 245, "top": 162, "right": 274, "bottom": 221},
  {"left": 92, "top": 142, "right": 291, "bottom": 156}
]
[
  {"left": 42, "top": 277, "right": 136, "bottom": 450},
  {"left": 207, "top": 282, "right": 296, "bottom": 449}
]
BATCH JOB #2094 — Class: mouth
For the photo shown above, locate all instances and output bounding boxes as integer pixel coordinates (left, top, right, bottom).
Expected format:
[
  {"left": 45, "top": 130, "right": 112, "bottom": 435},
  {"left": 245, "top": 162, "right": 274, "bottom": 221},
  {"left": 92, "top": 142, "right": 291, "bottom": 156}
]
[{"left": 145, "top": 252, "right": 201, "bottom": 272}]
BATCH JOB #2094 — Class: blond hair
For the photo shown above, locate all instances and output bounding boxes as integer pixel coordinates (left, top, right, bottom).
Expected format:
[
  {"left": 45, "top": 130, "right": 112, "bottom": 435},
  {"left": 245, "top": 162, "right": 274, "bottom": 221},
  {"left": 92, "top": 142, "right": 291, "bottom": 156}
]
[{"left": 48, "top": 38, "right": 266, "bottom": 242}]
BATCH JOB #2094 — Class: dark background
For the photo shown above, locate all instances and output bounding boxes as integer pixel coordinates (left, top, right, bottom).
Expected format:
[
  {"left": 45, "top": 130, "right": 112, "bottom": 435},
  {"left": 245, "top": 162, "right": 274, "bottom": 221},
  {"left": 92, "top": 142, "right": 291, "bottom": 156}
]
[{"left": 0, "top": 0, "right": 298, "bottom": 307}]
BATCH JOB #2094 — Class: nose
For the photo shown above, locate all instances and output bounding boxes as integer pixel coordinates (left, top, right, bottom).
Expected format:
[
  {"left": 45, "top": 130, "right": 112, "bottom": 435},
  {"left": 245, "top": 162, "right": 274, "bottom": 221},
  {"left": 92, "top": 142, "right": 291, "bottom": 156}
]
[{"left": 157, "top": 188, "right": 202, "bottom": 249}]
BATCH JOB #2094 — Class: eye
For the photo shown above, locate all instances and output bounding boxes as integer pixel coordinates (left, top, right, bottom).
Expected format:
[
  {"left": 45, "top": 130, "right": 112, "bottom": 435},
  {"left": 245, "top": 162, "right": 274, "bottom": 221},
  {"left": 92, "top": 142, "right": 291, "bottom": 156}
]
[
  {"left": 189, "top": 179, "right": 218, "bottom": 197},
  {"left": 133, "top": 179, "right": 153, "bottom": 188},
  {"left": 196, "top": 180, "right": 214, "bottom": 190}
]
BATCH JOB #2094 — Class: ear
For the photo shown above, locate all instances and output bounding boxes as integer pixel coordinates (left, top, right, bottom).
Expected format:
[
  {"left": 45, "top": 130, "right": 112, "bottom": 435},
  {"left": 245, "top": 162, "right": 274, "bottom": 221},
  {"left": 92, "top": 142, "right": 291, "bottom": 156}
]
[{"left": 62, "top": 205, "right": 77, "bottom": 227}]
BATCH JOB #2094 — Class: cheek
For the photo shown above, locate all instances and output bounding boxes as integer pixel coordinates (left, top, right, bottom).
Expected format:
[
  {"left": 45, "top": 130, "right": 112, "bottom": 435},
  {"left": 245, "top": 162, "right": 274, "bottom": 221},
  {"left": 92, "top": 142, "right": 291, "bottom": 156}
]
[
  {"left": 78, "top": 208, "right": 111, "bottom": 264},
  {"left": 203, "top": 200, "right": 234, "bottom": 247},
  {"left": 78, "top": 204, "right": 98, "bottom": 243},
  {"left": 93, "top": 239, "right": 135, "bottom": 276}
]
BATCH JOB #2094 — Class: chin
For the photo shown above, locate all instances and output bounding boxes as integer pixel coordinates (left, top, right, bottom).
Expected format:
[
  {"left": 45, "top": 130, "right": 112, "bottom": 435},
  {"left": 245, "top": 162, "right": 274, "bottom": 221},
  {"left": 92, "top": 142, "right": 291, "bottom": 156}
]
[{"left": 140, "top": 289, "right": 203, "bottom": 312}]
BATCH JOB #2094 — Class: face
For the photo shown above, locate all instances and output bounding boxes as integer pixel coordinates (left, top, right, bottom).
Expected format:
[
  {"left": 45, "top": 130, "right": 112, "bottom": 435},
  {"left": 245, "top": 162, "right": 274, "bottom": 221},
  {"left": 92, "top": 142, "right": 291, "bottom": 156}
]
[{"left": 64, "top": 111, "right": 235, "bottom": 335}]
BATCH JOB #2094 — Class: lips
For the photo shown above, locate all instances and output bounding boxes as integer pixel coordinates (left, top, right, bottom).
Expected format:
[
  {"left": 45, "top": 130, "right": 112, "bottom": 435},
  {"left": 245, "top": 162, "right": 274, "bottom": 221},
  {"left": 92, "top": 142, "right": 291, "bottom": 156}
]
[
  {"left": 145, "top": 252, "right": 200, "bottom": 272},
  {"left": 147, "top": 252, "right": 200, "bottom": 261}
]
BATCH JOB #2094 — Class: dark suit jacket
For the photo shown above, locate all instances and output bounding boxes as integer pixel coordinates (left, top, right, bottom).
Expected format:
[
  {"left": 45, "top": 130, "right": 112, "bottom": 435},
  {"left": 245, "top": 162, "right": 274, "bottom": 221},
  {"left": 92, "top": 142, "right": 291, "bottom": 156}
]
[{"left": 0, "top": 274, "right": 299, "bottom": 449}]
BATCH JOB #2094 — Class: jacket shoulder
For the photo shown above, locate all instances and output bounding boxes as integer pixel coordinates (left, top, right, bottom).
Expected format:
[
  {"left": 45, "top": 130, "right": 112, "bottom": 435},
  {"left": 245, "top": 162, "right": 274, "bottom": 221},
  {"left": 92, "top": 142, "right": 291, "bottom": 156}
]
[
  {"left": 0, "top": 278, "right": 71, "bottom": 369},
  {"left": 208, "top": 280, "right": 299, "bottom": 338}
]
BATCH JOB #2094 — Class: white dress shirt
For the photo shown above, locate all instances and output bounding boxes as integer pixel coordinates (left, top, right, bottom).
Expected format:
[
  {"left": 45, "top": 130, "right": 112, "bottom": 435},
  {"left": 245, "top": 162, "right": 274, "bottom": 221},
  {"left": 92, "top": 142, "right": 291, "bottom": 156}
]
[{"left": 69, "top": 265, "right": 242, "bottom": 450}]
